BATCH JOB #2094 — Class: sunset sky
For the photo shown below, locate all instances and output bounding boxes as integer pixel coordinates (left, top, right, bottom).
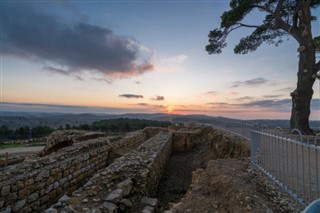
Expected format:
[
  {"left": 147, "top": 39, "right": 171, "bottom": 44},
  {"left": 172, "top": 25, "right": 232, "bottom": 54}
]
[{"left": 1, "top": 1, "right": 320, "bottom": 120}]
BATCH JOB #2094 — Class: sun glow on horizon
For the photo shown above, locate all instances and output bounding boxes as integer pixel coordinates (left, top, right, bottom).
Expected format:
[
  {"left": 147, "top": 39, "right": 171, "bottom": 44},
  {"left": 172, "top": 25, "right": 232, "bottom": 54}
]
[{"left": 167, "top": 106, "right": 175, "bottom": 114}]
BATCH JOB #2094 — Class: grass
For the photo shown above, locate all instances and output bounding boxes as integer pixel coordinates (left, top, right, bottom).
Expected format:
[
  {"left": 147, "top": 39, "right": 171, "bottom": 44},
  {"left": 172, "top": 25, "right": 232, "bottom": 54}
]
[{"left": 0, "top": 142, "right": 46, "bottom": 149}]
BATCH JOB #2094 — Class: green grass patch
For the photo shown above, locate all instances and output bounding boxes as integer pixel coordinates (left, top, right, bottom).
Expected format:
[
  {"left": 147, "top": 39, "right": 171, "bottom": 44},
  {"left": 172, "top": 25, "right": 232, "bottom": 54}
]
[{"left": 0, "top": 142, "right": 45, "bottom": 149}]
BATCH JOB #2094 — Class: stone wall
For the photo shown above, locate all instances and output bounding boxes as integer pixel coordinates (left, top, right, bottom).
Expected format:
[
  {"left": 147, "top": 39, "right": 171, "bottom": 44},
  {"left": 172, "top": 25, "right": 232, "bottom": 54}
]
[
  {"left": 171, "top": 128, "right": 204, "bottom": 151},
  {"left": 50, "top": 131, "right": 173, "bottom": 213},
  {"left": 42, "top": 130, "right": 106, "bottom": 156},
  {"left": 0, "top": 126, "right": 227, "bottom": 213},
  {"left": 0, "top": 130, "right": 149, "bottom": 213},
  {"left": 143, "top": 127, "right": 168, "bottom": 139}
]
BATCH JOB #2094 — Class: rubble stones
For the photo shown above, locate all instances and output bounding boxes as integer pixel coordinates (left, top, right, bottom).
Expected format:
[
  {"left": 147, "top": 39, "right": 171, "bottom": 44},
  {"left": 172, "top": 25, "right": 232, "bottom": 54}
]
[
  {"left": 48, "top": 131, "right": 172, "bottom": 212},
  {"left": 26, "top": 192, "right": 38, "bottom": 203},
  {"left": 0, "top": 128, "right": 153, "bottom": 212},
  {"left": 0, "top": 127, "right": 232, "bottom": 212},
  {"left": 58, "top": 195, "right": 71, "bottom": 204},
  {"left": 105, "top": 189, "right": 123, "bottom": 203},
  {"left": 2, "top": 208, "right": 11, "bottom": 213},
  {"left": 44, "top": 208, "right": 58, "bottom": 213},
  {"left": 141, "top": 197, "right": 158, "bottom": 207},
  {"left": 116, "top": 179, "right": 133, "bottom": 196},
  {"left": 13, "top": 199, "right": 26, "bottom": 212},
  {"left": 36, "top": 170, "right": 50, "bottom": 181},
  {"left": 141, "top": 205, "right": 155, "bottom": 213},
  {"left": 1, "top": 186, "right": 10, "bottom": 196},
  {"left": 63, "top": 205, "right": 77, "bottom": 212},
  {"left": 102, "top": 202, "right": 117, "bottom": 213},
  {"left": 120, "top": 199, "right": 133, "bottom": 208}
]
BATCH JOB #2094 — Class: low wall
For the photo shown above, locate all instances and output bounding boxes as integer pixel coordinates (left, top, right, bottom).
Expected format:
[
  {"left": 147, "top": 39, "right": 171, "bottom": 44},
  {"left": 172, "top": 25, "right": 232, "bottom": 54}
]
[
  {"left": 1, "top": 126, "right": 235, "bottom": 213},
  {"left": 42, "top": 130, "right": 106, "bottom": 155},
  {"left": 51, "top": 131, "right": 173, "bottom": 212},
  {"left": 171, "top": 128, "right": 204, "bottom": 151},
  {"left": 0, "top": 130, "right": 148, "bottom": 213},
  {"left": 143, "top": 127, "right": 168, "bottom": 139}
]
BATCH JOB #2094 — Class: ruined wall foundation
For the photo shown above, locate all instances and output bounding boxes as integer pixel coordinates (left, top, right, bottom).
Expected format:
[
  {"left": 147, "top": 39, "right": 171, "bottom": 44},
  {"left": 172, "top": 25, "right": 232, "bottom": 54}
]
[
  {"left": 0, "top": 126, "right": 247, "bottom": 213},
  {"left": 0, "top": 129, "right": 151, "bottom": 213}
]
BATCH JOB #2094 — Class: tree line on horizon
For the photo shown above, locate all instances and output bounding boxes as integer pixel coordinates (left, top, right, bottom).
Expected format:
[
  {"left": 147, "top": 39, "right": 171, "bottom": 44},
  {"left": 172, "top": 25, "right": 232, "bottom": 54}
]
[
  {"left": 0, "top": 118, "right": 172, "bottom": 142},
  {"left": 75, "top": 118, "right": 171, "bottom": 133}
]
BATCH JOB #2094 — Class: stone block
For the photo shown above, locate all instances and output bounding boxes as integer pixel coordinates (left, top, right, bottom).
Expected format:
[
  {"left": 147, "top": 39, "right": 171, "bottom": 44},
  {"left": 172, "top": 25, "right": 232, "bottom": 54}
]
[
  {"left": 105, "top": 189, "right": 123, "bottom": 204},
  {"left": 40, "top": 195, "right": 50, "bottom": 204},
  {"left": 45, "top": 184, "right": 53, "bottom": 194},
  {"left": 1, "top": 185, "right": 10, "bottom": 196},
  {"left": 6, "top": 192, "right": 18, "bottom": 205},
  {"left": 30, "top": 200, "right": 40, "bottom": 210},
  {"left": 47, "top": 176, "right": 55, "bottom": 185},
  {"left": 19, "top": 206, "right": 32, "bottom": 213},
  {"left": 36, "top": 170, "right": 50, "bottom": 181},
  {"left": 120, "top": 199, "right": 133, "bottom": 208},
  {"left": 102, "top": 202, "right": 117, "bottom": 213},
  {"left": 16, "top": 180, "right": 25, "bottom": 189},
  {"left": 50, "top": 168, "right": 60, "bottom": 176},
  {"left": 19, "top": 186, "right": 35, "bottom": 198},
  {"left": 13, "top": 199, "right": 26, "bottom": 212},
  {"left": 25, "top": 178, "right": 34, "bottom": 186},
  {"left": 141, "top": 206, "right": 154, "bottom": 213},
  {"left": 59, "top": 178, "right": 68, "bottom": 185},
  {"left": 1, "top": 208, "right": 11, "bottom": 213},
  {"left": 64, "top": 205, "right": 77, "bottom": 212},
  {"left": 44, "top": 207, "right": 57, "bottom": 213},
  {"left": 141, "top": 197, "right": 158, "bottom": 207},
  {"left": 53, "top": 181, "right": 60, "bottom": 189},
  {"left": 116, "top": 179, "right": 133, "bottom": 196},
  {"left": 36, "top": 182, "right": 46, "bottom": 190},
  {"left": 27, "top": 192, "right": 39, "bottom": 203},
  {"left": 58, "top": 195, "right": 70, "bottom": 204}
]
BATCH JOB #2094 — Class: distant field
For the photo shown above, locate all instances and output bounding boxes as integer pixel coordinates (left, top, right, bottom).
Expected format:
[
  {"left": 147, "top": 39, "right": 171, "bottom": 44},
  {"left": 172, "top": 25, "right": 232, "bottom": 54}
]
[
  {"left": 0, "top": 142, "right": 45, "bottom": 149},
  {"left": 0, "top": 146, "right": 44, "bottom": 155}
]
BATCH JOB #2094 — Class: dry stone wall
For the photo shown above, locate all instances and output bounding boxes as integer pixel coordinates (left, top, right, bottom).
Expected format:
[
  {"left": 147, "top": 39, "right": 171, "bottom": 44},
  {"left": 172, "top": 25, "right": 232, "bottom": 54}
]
[
  {"left": 0, "top": 126, "right": 211, "bottom": 213},
  {"left": 42, "top": 130, "right": 106, "bottom": 156},
  {"left": 171, "top": 128, "right": 204, "bottom": 151},
  {"left": 50, "top": 131, "right": 173, "bottom": 213},
  {"left": 0, "top": 130, "right": 149, "bottom": 213}
]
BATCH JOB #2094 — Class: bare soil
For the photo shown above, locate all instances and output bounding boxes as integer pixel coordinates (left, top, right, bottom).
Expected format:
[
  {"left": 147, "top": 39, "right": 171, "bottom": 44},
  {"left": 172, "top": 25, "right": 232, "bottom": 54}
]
[
  {"left": 157, "top": 143, "right": 304, "bottom": 213},
  {"left": 157, "top": 144, "right": 217, "bottom": 211}
]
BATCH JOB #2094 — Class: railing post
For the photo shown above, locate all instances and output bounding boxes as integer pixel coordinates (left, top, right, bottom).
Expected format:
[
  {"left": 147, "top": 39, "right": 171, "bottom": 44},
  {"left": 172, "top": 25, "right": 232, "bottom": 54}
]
[
  {"left": 291, "top": 129, "right": 303, "bottom": 196},
  {"left": 315, "top": 133, "right": 320, "bottom": 199}
]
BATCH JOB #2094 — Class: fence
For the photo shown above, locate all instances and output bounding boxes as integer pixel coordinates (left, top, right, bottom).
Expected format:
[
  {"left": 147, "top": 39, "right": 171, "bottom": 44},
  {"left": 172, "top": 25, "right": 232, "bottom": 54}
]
[{"left": 211, "top": 120, "right": 320, "bottom": 206}]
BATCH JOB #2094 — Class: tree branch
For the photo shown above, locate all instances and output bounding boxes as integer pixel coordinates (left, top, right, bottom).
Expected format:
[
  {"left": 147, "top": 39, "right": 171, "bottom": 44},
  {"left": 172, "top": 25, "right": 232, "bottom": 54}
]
[
  {"left": 237, "top": 23, "right": 267, "bottom": 29},
  {"left": 236, "top": 22, "right": 279, "bottom": 32},
  {"left": 224, "top": 25, "right": 242, "bottom": 37},
  {"left": 270, "top": 0, "right": 302, "bottom": 43},
  {"left": 274, "top": 0, "right": 285, "bottom": 17},
  {"left": 252, "top": 4, "right": 274, "bottom": 14},
  {"left": 292, "top": 7, "right": 299, "bottom": 28},
  {"left": 316, "top": 60, "right": 320, "bottom": 72}
]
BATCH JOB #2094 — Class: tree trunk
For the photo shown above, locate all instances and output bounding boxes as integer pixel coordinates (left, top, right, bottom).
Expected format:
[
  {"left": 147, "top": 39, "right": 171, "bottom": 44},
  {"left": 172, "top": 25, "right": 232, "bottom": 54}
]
[{"left": 289, "top": 1, "right": 316, "bottom": 135}]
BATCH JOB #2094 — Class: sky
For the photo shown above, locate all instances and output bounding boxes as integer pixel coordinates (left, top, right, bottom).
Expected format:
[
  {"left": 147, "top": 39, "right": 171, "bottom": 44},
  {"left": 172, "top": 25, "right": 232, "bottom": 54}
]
[{"left": 1, "top": 0, "right": 320, "bottom": 120}]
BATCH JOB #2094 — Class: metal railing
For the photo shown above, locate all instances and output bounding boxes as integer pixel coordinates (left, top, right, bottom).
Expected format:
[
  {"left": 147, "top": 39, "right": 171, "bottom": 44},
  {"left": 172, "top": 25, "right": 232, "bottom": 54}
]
[
  {"left": 211, "top": 120, "right": 254, "bottom": 140},
  {"left": 211, "top": 120, "right": 320, "bottom": 206}
]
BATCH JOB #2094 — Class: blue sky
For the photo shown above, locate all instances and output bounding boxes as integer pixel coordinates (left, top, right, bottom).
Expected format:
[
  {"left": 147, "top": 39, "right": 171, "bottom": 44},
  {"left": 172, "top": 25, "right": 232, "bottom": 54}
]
[{"left": 1, "top": 0, "right": 320, "bottom": 120}]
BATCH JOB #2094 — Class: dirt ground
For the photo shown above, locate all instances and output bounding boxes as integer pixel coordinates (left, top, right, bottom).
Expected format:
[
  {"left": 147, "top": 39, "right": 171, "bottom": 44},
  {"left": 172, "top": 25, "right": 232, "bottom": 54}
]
[
  {"left": 157, "top": 143, "right": 304, "bottom": 213},
  {"left": 157, "top": 144, "right": 217, "bottom": 211}
]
